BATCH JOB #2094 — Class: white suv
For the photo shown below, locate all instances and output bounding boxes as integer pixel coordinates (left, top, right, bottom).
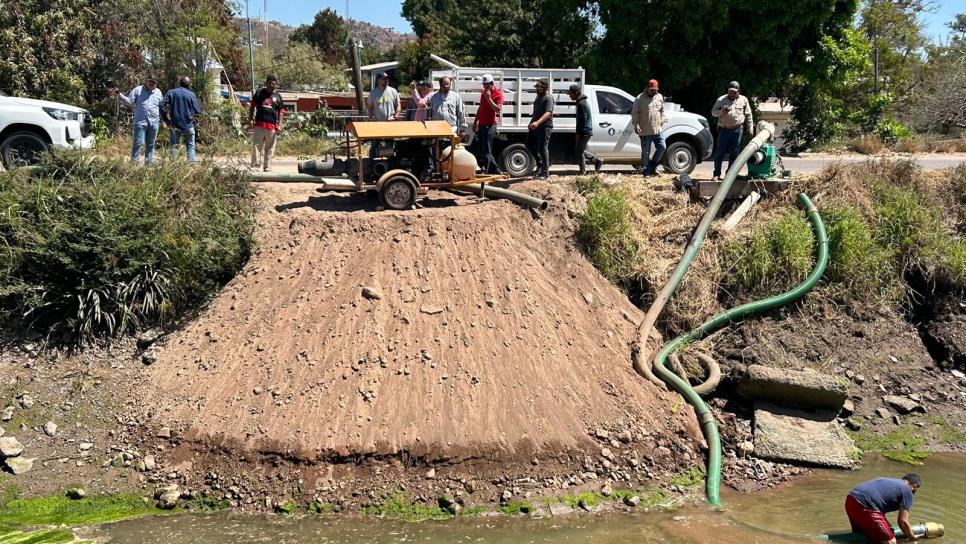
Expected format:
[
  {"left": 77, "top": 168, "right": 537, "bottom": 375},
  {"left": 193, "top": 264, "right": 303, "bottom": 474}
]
[{"left": 0, "top": 91, "right": 94, "bottom": 169}]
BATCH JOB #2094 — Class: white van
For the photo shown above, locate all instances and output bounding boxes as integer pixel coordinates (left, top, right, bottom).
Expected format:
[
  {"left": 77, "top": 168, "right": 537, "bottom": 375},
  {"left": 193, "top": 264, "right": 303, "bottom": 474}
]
[{"left": 430, "top": 63, "right": 713, "bottom": 176}]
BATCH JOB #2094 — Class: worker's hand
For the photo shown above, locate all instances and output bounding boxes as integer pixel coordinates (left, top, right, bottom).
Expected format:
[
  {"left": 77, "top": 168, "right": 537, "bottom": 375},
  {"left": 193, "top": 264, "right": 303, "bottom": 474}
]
[
  {"left": 723, "top": 105, "right": 731, "bottom": 112},
  {"left": 483, "top": 89, "right": 490, "bottom": 97},
  {"left": 161, "top": 122, "right": 168, "bottom": 130},
  {"left": 634, "top": 125, "right": 642, "bottom": 135},
  {"left": 528, "top": 122, "right": 537, "bottom": 130}
]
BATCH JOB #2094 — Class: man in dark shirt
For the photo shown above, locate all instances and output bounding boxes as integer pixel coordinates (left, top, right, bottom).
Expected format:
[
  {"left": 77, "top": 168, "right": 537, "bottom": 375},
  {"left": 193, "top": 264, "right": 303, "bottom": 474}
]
[
  {"left": 249, "top": 74, "right": 286, "bottom": 172},
  {"left": 161, "top": 76, "right": 202, "bottom": 162},
  {"left": 526, "top": 78, "right": 554, "bottom": 179},
  {"left": 567, "top": 84, "right": 603, "bottom": 175},
  {"left": 846, "top": 474, "right": 921, "bottom": 543}
]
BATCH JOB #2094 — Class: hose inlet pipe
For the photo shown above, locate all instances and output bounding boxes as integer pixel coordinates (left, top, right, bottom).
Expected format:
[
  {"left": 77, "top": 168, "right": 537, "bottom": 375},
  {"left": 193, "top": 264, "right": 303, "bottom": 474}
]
[
  {"left": 452, "top": 184, "right": 549, "bottom": 210},
  {"left": 635, "top": 121, "right": 777, "bottom": 387},
  {"left": 652, "top": 192, "right": 828, "bottom": 506}
]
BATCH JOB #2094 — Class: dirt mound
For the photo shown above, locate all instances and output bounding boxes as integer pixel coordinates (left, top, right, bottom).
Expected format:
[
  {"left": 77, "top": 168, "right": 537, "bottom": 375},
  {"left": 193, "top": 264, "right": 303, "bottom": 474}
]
[{"left": 146, "top": 182, "right": 698, "bottom": 465}]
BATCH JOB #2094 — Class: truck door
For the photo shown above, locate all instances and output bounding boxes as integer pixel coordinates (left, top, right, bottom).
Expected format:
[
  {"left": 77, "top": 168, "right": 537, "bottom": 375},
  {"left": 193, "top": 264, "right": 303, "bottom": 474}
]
[{"left": 589, "top": 90, "right": 641, "bottom": 160}]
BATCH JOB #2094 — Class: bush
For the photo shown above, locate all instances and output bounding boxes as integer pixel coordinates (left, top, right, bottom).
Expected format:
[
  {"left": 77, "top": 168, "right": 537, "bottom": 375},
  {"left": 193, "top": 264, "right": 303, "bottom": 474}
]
[
  {"left": 822, "top": 207, "right": 900, "bottom": 302},
  {"left": 0, "top": 152, "right": 254, "bottom": 341},
  {"left": 577, "top": 188, "right": 640, "bottom": 283},
  {"left": 874, "top": 118, "right": 912, "bottom": 144},
  {"left": 848, "top": 134, "right": 884, "bottom": 154},
  {"left": 723, "top": 212, "right": 815, "bottom": 298}
]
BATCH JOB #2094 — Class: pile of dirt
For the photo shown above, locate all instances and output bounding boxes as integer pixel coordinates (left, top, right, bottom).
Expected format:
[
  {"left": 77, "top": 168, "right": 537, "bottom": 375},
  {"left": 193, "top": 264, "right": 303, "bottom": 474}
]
[{"left": 142, "top": 181, "right": 700, "bottom": 487}]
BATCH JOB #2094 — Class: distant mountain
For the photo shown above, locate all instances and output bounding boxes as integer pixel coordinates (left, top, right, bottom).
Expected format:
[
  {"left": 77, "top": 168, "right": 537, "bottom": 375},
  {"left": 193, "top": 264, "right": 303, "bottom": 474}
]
[{"left": 234, "top": 17, "right": 414, "bottom": 55}]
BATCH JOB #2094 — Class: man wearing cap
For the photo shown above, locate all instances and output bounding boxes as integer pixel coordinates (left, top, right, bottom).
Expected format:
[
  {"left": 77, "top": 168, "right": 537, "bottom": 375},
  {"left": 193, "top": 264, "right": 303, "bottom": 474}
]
[
  {"left": 429, "top": 76, "right": 466, "bottom": 138},
  {"left": 527, "top": 78, "right": 554, "bottom": 179},
  {"left": 568, "top": 84, "right": 603, "bottom": 175},
  {"left": 711, "top": 81, "right": 754, "bottom": 180},
  {"left": 473, "top": 74, "right": 504, "bottom": 174},
  {"left": 115, "top": 76, "right": 164, "bottom": 165},
  {"left": 632, "top": 79, "right": 667, "bottom": 176},
  {"left": 846, "top": 474, "right": 922, "bottom": 544},
  {"left": 367, "top": 72, "right": 401, "bottom": 122}
]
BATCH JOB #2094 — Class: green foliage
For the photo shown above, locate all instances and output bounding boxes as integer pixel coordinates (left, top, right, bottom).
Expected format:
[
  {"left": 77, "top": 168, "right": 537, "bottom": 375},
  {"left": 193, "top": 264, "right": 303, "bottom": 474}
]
[
  {"left": 822, "top": 207, "right": 900, "bottom": 302},
  {"left": 289, "top": 8, "right": 349, "bottom": 64},
  {"left": 0, "top": 528, "right": 87, "bottom": 544},
  {"left": 362, "top": 493, "right": 452, "bottom": 521},
  {"left": 0, "top": 493, "right": 156, "bottom": 526},
  {"left": 874, "top": 118, "right": 912, "bottom": 143},
  {"left": 850, "top": 425, "right": 929, "bottom": 465},
  {"left": 186, "top": 495, "right": 230, "bottom": 512},
  {"left": 669, "top": 467, "right": 706, "bottom": 488},
  {"left": 498, "top": 500, "right": 533, "bottom": 515},
  {"left": 559, "top": 492, "right": 601, "bottom": 510},
  {"left": 306, "top": 501, "right": 335, "bottom": 515},
  {"left": 273, "top": 501, "right": 297, "bottom": 514},
  {"left": 0, "top": 152, "right": 254, "bottom": 341},
  {"left": 577, "top": 188, "right": 640, "bottom": 283},
  {"left": 724, "top": 212, "right": 816, "bottom": 298},
  {"left": 253, "top": 42, "right": 349, "bottom": 91}
]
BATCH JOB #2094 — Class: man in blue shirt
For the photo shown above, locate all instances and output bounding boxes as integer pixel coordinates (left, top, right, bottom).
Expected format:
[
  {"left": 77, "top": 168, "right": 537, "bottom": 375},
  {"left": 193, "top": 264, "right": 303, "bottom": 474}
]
[
  {"left": 116, "top": 76, "right": 164, "bottom": 165},
  {"left": 161, "top": 76, "right": 202, "bottom": 162},
  {"left": 846, "top": 474, "right": 921, "bottom": 543}
]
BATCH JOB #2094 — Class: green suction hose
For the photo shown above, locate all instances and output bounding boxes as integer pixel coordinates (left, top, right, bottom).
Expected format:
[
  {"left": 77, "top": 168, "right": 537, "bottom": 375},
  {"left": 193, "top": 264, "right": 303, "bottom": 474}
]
[{"left": 652, "top": 192, "right": 829, "bottom": 506}]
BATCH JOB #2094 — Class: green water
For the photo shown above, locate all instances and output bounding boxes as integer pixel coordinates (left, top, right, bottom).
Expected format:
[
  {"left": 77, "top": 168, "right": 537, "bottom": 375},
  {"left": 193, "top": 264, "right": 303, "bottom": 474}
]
[{"left": 96, "top": 454, "right": 964, "bottom": 544}]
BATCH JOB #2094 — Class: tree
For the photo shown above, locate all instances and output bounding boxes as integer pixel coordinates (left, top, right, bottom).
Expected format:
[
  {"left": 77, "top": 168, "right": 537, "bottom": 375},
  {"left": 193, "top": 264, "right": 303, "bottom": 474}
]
[
  {"left": 911, "top": 13, "right": 966, "bottom": 131},
  {"left": 290, "top": 8, "right": 349, "bottom": 64},
  {"left": 253, "top": 43, "right": 348, "bottom": 91},
  {"left": 591, "top": 0, "right": 860, "bottom": 114},
  {"left": 859, "top": 0, "right": 937, "bottom": 94}
]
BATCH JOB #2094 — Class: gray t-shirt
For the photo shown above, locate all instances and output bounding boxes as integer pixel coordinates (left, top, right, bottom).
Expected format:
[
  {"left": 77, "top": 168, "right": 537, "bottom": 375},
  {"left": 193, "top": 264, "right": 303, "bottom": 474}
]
[
  {"left": 531, "top": 93, "right": 555, "bottom": 129},
  {"left": 368, "top": 86, "right": 400, "bottom": 121}
]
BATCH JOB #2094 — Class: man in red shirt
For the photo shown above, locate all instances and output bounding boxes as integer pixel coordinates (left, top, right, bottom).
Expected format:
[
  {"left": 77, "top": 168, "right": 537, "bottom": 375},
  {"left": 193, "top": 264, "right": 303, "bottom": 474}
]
[
  {"left": 249, "top": 74, "right": 286, "bottom": 172},
  {"left": 472, "top": 74, "right": 504, "bottom": 174}
]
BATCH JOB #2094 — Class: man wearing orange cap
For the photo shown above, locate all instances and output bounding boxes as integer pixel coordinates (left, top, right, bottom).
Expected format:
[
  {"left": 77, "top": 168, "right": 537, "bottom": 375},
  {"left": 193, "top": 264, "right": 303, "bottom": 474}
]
[{"left": 632, "top": 79, "right": 667, "bottom": 176}]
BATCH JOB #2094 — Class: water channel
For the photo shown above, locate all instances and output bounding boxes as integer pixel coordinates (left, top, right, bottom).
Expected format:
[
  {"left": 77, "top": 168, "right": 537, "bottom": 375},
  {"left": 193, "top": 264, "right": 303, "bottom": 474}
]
[{"left": 96, "top": 454, "right": 965, "bottom": 544}]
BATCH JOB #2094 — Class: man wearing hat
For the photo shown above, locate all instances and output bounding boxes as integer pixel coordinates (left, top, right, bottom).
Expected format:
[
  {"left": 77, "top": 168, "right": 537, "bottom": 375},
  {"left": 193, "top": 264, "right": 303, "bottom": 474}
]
[
  {"left": 711, "top": 81, "right": 754, "bottom": 180},
  {"left": 473, "top": 74, "right": 504, "bottom": 174},
  {"left": 115, "top": 76, "right": 164, "bottom": 165},
  {"left": 527, "top": 78, "right": 554, "bottom": 179},
  {"left": 632, "top": 79, "right": 667, "bottom": 176},
  {"left": 367, "top": 71, "right": 401, "bottom": 122},
  {"left": 845, "top": 474, "right": 922, "bottom": 544},
  {"left": 568, "top": 84, "right": 603, "bottom": 175}
]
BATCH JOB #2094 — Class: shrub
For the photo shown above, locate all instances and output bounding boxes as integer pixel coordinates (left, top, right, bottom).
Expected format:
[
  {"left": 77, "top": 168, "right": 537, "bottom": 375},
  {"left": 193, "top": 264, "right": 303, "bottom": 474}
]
[
  {"left": 723, "top": 212, "right": 815, "bottom": 298},
  {"left": 577, "top": 188, "right": 640, "bottom": 283},
  {"left": 848, "top": 134, "right": 884, "bottom": 154},
  {"left": 822, "top": 207, "right": 900, "bottom": 302},
  {"left": 0, "top": 152, "right": 254, "bottom": 341},
  {"left": 874, "top": 118, "right": 912, "bottom": 144}
]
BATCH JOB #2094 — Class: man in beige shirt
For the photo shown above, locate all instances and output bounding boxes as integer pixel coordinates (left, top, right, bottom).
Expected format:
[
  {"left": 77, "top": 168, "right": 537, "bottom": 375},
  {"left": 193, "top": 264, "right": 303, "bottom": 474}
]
[
  {"left": 711, "top": 81, "right": 754, "bottom": 180},
  {"left": 632, "top": 79, "right": 667, "bottom": 176}
]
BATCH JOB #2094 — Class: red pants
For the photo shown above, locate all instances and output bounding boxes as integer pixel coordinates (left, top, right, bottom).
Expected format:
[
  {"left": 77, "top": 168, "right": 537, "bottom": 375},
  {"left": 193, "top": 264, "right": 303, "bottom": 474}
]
[{"left": 846, "top": 495, "right": 895, "bottom": 542}]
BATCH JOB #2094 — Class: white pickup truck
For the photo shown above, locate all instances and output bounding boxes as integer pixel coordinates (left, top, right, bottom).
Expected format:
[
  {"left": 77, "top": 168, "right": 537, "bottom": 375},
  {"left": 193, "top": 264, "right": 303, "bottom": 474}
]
[
  {"left": 430, "top": 63, "right": 713, "bottom": 176},
  {"left": 0, "top": 91, "right": 94, "bottom": 169}
]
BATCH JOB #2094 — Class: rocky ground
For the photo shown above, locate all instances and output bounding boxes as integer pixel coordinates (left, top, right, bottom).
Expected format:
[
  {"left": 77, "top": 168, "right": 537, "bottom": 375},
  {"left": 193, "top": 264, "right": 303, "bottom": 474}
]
[{"left": 1, "top": 174, "right": 964, "bottom": 517}]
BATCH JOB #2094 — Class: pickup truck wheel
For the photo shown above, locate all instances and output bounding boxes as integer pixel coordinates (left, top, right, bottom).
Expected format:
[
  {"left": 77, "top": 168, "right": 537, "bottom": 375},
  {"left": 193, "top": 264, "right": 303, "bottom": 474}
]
[
  {"left": 379, "top": 176, "right": 417, "bottom": 211},
  {"left": 662, "top": 141, "right": 697, "bottom": 175},
  {"left": 499, "top": 144, "right": 535, "bottom": 177},
  {"left": 1, "top": 131, "right": 49, "bottom": 169}
]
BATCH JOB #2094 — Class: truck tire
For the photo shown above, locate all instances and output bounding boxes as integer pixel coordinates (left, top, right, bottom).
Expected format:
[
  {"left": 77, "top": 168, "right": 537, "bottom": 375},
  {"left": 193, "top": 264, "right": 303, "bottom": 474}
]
[
  {"left": 1, "top": 131, "right": 49, "bottom": 169},
  {"left": 662, "top": 141, "right": 697, "bottom": 175},
  {"left": 379, "top": 175, "right": 418, "bottom": 210},
  {"left": 499, "top": 143, "right": 535, "bottom": 177}
]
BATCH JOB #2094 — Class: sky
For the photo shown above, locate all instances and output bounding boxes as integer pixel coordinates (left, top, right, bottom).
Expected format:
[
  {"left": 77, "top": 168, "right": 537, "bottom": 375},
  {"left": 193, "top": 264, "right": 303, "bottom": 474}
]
[{"left": 243, "top": 0, "right": 963, "bottom": 41}]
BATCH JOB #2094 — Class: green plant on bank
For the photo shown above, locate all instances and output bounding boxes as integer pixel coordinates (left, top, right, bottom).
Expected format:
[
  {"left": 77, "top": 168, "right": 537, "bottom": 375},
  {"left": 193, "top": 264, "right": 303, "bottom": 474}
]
[
  {"left": 274, "top": 501, "right": 298, "bottom": 514},
  {"left": 306, "top": 501, "right": 336, "bottom": 515},
  {"left": 822, "top": 206, "right": 902, "bottom": 302},
  {"left": 572, "top": 174, "right": 603, "bottom": 195},
  {"left": 186, "top": 495, "right": 231, "bottom": 512},
  {"left": 723, "top": 211, "right": 815, "bottom": 299},
  {"left": 577, "top": 188, "right": 640, "bottom": 283},
  {"left": 0, "top": 493, "right": 159, "bottom": 527},
  {"left": 850, "top": 425, "right": 929, "bottom": 465},
  {"left": 498, "top": 500, "right": 533, "bottom": 515},
  {"left": 0, "top": 152, "right": 255, "bottom": 342},
  {"left": 669, "top": 467, "right": 706, "bottom": 488},
  {"left": 0, "top": 527, "right": 88, "bottom": 544},
  {"left": 362, "top": 493, "right": 452, "bottom": 521}
]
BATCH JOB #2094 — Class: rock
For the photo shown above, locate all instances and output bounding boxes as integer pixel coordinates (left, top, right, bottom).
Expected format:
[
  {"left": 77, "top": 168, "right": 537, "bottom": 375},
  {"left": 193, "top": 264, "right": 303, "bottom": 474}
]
[
  {"left": 953, "top": 369, "right": 966, "bottom": 380},
  {"left": 463, "top": 481, "right": 475, "bottom": 494},
  {"left": 593, "top": 428, "right": 609, "bottom": 440},
  {"left": 840, "top": 400, "right": 855, "bottom": 418},
  {"left": 155, "top": 484, "right": 181, "bottom": 510},
  {"left": 1, "top": 407, "right": 12, "bottom": 421},
  {"left": 617, "top": 430, "right": 633, "bottom": 444},
  {"left": 17, "top": 395, "right": 33, "bottom": 410},
  {"left": 420, "top": 306, "right": 444, "bottom": 315},
  {"left": 425, "top": 468, "right": 436, "bottom": 479},
  {"left": 361, "top": 286, "right": 383, "bottom": 300},
  {"left": 875, "top": 407, "right": 892, "bottom": 419},
  {"left": 78, "top": 442, "right": 94, "bottom": 451},
  {"left": 854, "top": 374, "right": 866, "bottom": 385},
  {"left": 550, "top": 503, "right": 576, "bottom": 516},
  {"left": 66, "top": 487, "right": 87, "bottom": 500},
  {"left": 0, "top": 436, "right": 24, "bottom": 457},
  {"left": 845, "top": 418, "right": 863, "bottom": 431},
  {"left": 582, "top": 292, "right": 594, "bottom": 304},
  {"left": 4, "top": 456, "right": 33, "bottom": 474},
  {"left": 625, "top": 495, "right": 641, "bottom": 507},
  {"left": 438, "top": 494, "right": 460, "bottom": 514},
  {"left": 753, "top": 403, "right": 860, "bottom": 469},
  {"left": 737, "top": 441, "right": 755, "bottom": 458},
  {"left": 739, "top": 365, "right": 849, "bottom": 410},
  {"left": 883, "top": 395, "right": 920, "bottom": 415},
  {"left": 252, "top": 386, "right": 263, "bottom": 395},
  {"left": 578, "top": 498, "right": 593, "bottom": 512},
  {"left": 501, "top": 489, "right": 512, "bottom": 503},
  {"left": 157, "top": 427, "right": 172, "bottom": 439},
  {"left": 137, "top": 328, "right": 164, "bottom": 349},
  {"left": 43, "top": 421, "right": 57, "bottom": 437},
  {"left": 600, "top": 484, "right": 613, "bottom": 497},
  {"left": 142, "top": 350, "right": 158, "bottom": 366},
  {"left": 144, "top": 454, "right": 157, "bottom": 471}
]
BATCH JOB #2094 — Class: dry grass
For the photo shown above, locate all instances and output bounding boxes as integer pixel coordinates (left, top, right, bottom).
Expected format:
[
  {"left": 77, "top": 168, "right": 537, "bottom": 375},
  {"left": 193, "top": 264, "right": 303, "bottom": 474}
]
[{"left": 848, "top": 134, "right": 885, "bottom": 154}]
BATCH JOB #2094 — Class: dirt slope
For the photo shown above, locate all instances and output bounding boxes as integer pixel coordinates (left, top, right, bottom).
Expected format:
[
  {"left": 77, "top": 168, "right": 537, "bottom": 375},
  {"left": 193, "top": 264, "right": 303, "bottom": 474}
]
[{"left": 146, "top": 182, "right": 698, "bottom": 466}]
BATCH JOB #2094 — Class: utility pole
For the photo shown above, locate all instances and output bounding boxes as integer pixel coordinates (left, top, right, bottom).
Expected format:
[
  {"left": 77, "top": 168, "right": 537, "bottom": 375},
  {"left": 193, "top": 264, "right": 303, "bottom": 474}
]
[{"left": 246, "top": 0, "right": 255, "bottom": 95}]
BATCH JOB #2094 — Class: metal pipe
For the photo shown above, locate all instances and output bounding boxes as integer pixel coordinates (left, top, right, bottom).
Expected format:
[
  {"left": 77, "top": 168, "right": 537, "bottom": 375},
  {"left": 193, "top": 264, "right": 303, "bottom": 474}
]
[
  {"left": 452, "top": 185, "right": 549, "bottom": 210},
  {"left": 634, "top": 121, "right": 776, "bottom": 387},
  {"left": 247, "top": 172, "right": 358, "bottom": 191},
  {"left": 350, "top": 39, "right": 365, "bottom": 116}
]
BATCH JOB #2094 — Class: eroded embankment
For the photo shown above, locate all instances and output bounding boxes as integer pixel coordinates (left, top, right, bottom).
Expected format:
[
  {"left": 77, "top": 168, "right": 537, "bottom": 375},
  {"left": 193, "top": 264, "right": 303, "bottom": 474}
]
[{"left": 140, "top": 182, "right": 702, "bottom": 501}]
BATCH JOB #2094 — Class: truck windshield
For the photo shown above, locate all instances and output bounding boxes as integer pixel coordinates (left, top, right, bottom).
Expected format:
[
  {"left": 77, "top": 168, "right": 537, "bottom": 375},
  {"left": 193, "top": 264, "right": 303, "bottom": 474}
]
[{"left": 596, "top": 91, "right": 632, "bottom": 115}]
